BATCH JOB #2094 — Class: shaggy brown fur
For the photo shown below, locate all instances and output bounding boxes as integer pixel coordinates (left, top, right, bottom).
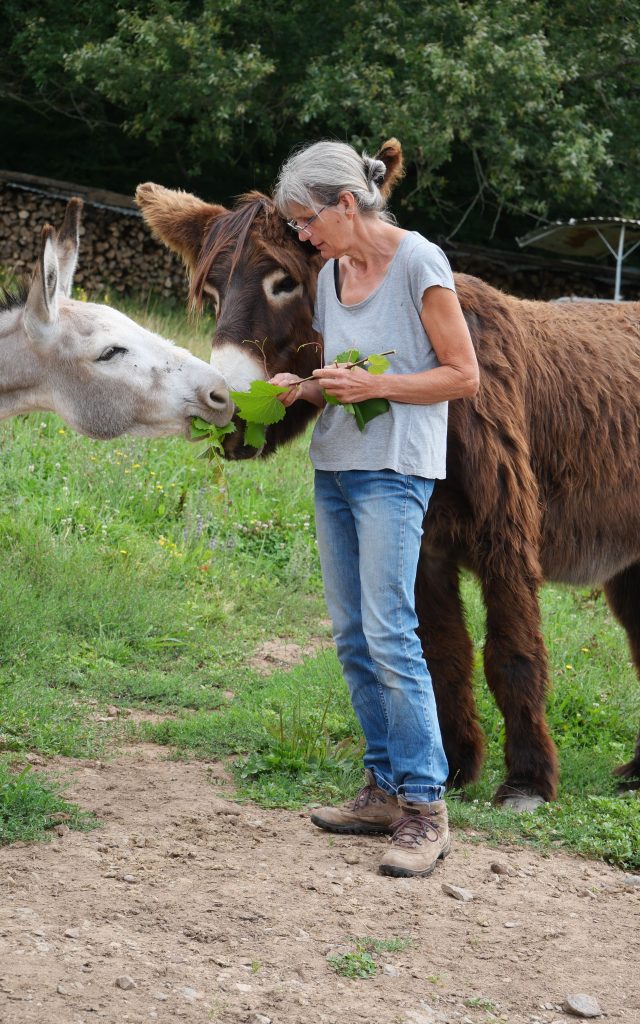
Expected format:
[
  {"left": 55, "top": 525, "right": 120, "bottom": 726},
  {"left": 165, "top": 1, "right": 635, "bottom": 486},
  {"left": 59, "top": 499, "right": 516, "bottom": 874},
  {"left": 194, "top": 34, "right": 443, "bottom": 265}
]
[{"left": 136, "top": 141, "right": 640, "bottom": 804}]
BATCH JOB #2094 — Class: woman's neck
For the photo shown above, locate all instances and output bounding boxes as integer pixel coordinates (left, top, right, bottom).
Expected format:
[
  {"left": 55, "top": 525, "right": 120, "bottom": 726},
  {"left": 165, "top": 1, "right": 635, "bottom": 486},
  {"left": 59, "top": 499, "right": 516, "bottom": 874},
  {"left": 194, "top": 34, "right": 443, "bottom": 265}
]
[{"left": 342, "top": 219, "right": 407, "bottom": 275}]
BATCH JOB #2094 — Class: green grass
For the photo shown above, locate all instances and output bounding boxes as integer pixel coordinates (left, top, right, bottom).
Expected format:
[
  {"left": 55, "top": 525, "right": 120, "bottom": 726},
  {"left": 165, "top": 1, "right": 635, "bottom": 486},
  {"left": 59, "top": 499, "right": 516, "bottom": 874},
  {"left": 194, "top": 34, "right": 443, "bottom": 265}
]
[
  {"left": 0, "top": 761, "right": 97, "bottom": 844},
  {"left": 1, "top": 288, "right": 639, "bottom": 866}
]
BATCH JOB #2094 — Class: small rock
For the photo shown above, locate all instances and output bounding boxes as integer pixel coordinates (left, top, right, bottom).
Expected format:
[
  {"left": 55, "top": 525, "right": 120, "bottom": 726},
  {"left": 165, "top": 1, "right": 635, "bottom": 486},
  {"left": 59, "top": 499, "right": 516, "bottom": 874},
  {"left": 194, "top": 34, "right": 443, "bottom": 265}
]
[
  {"left": 442, "top": 883, "right": 474, "bottom": 902},
  {"left": 64, "top": 928, "right": 81, "bottom": 939},
  {"left": 562, "top": 994, "right": 602, "bottom": 1018},
  {"left": 490, "top": 860, "right": 515, "bottom": 876},
  {"left": 178, "top": 986, "right": 203, "bottom": 1002},
  {"left": 622, "top": 874, "right": 640, "bottom": 887},
  {"left": 402, "top": 1009, "right": 437, "bottom": 1024},
  {"left": 343, "top": 851, "right": 360, "bottom": 865},
  {"left": 235, "top": 982, "right": 252, "bottom": 993},
  {"left": 115, "top": 975, "right": 137, "bottom": 990},
  {"left": 503, "top": 920, "right": 520, "bottom": 928},
  {"left": 252, "top": 1015, "right": 272, "bottom": 1024},
  {"left": 121, "top": 875, "right": 137, "bottom": 884},
  {"left": 57, "top": 981, "right": 83, "bottom": 995},
  {"left": 383, "top": 963, "right": 400, "bottom": 976}
]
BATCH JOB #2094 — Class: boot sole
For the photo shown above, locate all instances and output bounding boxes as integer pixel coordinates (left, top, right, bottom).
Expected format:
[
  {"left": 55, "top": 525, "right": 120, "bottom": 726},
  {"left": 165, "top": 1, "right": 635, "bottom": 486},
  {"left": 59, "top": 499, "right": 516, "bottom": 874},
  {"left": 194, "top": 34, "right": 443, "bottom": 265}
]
[
  {"left": 310, "top": 814, "right": 394, "bottom": 835},
  {"left": 378, "top": 839, "right": 452, "bottom": 877}
]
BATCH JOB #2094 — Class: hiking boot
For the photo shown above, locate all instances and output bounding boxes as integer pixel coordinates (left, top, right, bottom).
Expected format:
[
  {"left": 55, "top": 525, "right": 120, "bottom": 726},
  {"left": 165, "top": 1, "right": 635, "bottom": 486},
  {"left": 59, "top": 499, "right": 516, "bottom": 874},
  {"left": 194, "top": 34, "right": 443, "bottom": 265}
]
[
  {"left": 310, "top": 770, "right": 402, "bottom": 835},
  {"left": 378, "top": 799, "right": 451, "bottom": 877}
]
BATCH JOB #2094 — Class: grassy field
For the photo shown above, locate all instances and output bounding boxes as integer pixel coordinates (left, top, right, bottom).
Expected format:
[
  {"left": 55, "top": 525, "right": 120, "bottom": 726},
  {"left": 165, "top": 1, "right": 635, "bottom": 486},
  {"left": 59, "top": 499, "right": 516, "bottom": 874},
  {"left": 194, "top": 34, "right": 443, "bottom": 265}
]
[{"left": 1, "top": 290, "right": 638, "bottom": 867}]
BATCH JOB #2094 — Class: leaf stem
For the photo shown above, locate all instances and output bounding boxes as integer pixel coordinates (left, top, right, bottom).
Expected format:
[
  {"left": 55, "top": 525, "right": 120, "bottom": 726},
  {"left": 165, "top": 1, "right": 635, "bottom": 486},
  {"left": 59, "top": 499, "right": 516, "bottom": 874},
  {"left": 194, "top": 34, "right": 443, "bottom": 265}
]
[{"left": 293, "top": 349, "right": 396, "bottom": 384}]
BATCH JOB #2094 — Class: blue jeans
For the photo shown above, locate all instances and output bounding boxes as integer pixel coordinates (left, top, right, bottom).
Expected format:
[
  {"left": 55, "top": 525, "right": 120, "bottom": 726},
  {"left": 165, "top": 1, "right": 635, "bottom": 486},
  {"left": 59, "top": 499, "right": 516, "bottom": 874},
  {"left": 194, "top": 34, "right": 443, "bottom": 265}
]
[{"left": 314, "top": 469, "right": 448, "bottom": 803}]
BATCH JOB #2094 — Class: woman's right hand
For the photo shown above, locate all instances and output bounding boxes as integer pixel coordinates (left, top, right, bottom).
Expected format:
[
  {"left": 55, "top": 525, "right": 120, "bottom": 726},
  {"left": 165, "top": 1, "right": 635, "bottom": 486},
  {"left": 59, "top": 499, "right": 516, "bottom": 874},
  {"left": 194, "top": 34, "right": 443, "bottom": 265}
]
[{"left": 269, "top": 372, "right": 305, "bottom": 407}]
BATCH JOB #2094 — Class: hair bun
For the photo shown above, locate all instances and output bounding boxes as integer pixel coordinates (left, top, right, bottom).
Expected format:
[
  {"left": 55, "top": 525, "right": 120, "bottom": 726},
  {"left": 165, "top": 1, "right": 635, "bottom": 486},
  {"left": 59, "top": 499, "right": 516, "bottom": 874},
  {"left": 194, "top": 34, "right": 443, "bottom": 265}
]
[{"left": 363, "top": 155, "right": 386, "bottom": 189}]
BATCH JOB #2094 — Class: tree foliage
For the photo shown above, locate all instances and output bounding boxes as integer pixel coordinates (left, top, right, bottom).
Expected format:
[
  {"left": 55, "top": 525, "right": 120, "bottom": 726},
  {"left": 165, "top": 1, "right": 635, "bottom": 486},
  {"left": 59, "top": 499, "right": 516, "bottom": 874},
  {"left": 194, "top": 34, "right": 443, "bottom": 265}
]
[{"left": 2, "top": 0, "right": 638, "bottom": 243}]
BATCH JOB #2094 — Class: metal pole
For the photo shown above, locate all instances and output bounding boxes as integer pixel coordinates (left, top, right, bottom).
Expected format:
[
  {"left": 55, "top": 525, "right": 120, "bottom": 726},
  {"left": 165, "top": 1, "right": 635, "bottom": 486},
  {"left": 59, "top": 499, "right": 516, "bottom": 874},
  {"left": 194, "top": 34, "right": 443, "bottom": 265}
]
[{"left": 614, "top": 225, "right": 625, "bottom": 301}]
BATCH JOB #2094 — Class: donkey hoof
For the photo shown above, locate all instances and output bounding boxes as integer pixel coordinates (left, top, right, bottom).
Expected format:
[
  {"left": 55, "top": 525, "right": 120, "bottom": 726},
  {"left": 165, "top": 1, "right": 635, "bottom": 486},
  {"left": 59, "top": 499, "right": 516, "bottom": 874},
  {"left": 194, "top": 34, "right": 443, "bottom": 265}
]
[{"left": 500, "top": 793, "right": 546, "bottom": 813}]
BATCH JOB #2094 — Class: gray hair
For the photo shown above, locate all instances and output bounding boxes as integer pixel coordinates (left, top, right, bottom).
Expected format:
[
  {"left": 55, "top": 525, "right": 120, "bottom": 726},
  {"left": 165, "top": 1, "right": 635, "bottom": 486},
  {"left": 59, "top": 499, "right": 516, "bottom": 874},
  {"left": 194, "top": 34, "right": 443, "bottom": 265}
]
[{"left": 274, "top": 141, "right": 394, "bottom": 222}]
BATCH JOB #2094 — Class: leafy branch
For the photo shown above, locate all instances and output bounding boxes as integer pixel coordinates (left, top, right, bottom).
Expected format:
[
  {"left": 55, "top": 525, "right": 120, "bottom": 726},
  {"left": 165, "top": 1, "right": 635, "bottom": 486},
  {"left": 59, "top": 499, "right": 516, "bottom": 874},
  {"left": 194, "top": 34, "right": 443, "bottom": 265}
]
[{"left": 190, "top": 348, "right": 395, "bottom": 456}]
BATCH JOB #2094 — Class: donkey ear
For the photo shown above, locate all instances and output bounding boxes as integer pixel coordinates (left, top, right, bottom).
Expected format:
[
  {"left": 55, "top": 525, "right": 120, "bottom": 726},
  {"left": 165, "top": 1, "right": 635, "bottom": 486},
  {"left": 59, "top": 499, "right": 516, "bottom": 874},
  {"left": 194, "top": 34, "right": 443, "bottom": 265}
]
[
  {"left": 375, "top": 138, "right": 405, "bottom": 199},
  {"left": 56, "top": 197, "right": 83, "bottom": 297},
  {"left": 24, "top": 225, "right": 60, "bottom": 347},
  {"left": 135, "top": 182, "right": 227, "bottom": 273}
]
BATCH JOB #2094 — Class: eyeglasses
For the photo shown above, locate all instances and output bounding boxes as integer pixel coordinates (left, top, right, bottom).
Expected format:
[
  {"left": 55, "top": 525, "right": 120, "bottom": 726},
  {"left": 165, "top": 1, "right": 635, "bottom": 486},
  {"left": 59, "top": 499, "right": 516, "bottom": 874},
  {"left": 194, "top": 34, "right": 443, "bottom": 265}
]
[{"left": 286, "top": 205, "right": 328, "bottom": 235}]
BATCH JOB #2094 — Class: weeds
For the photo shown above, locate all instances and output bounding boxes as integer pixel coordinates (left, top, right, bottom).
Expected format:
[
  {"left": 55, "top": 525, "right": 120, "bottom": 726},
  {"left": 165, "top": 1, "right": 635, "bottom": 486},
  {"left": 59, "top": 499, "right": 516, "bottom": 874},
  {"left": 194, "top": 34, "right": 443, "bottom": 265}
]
[
  {"left": 328, "top": 949, "right": 377, "bottom": 979},
  {"left": 327, "top": 936, "right": 412, "bottom": 979}
]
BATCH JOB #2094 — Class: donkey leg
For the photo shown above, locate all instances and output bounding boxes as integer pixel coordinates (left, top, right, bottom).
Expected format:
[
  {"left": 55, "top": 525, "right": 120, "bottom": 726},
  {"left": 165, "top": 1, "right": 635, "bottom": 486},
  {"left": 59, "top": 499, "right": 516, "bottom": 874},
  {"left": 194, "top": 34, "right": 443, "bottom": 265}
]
[
  {"left": 603, "top": 563, "right": 640, "bottom": 786},
  {"left": 482, "top": 574, "right": 559, "bottom": 808},
  {"left": 415, "top": 550, "right": 485, "bottom": 789}
]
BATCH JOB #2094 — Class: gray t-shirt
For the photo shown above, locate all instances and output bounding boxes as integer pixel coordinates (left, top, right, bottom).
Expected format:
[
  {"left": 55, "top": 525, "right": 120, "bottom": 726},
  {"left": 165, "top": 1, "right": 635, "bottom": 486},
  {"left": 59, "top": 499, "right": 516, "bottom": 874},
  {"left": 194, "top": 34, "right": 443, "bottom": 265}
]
[{"left": 310, "top": 231, "right": 455, "bottom": 479}]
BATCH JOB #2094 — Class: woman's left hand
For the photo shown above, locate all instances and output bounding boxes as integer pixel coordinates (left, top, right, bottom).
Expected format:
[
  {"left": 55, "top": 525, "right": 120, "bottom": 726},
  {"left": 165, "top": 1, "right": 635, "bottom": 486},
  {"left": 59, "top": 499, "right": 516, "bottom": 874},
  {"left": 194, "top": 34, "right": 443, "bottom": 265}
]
[{"left": 312, "top": 365, "right": 381, "bottom": 403}]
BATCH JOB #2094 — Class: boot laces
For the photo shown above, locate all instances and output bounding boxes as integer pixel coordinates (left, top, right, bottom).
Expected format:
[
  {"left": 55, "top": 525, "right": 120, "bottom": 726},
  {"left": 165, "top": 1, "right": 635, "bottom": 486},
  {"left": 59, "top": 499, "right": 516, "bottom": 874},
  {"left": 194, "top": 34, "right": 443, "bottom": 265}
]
[
  {"left": 350, "top": 784, "right": 386, "bottom": 810},
  {"left": 391, "top": 812, "right": 440, "bottom": 848}
]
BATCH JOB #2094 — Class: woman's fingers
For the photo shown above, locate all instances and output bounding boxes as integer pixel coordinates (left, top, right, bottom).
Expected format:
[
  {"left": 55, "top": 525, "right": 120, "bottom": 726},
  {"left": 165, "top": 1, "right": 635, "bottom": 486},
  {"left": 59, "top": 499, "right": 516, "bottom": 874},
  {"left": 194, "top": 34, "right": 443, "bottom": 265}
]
[{"left": 269, "top": 373, "right": 303, "bottom": 405}]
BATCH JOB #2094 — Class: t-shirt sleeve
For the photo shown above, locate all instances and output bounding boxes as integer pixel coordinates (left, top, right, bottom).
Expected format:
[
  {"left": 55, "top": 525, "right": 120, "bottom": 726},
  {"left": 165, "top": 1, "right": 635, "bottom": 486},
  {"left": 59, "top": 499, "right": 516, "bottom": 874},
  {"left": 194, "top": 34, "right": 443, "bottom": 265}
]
[
  {"left": 312, "top": 262, "right": 328, "bottom": 334},
  {"left": 408, "top": 242, "right": 456, "bottom": 312}
]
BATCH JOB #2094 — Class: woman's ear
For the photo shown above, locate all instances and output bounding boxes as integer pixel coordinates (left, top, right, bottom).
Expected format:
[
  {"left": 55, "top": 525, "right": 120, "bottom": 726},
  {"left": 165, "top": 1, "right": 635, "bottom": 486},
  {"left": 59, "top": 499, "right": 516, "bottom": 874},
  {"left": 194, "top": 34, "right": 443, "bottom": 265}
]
[{"left": 339, "top": 191, "right": 358, "bottom": 217}]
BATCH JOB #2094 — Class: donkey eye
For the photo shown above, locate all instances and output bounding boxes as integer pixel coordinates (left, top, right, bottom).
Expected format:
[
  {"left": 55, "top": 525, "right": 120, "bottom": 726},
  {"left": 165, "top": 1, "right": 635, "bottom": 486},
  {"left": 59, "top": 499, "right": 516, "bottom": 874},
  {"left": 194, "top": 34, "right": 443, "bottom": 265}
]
[
  {"left": 272, "top": 274, "right": 298, "bottom": 295},
  {"left": 97, "top": 346, "right": 127, "bottom": 362}
]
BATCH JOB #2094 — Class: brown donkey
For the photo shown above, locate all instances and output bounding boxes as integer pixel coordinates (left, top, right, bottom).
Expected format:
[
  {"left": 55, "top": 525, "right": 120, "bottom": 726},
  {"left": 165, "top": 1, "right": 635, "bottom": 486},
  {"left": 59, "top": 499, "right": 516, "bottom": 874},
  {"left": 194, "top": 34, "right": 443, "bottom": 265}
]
[{"left": 136, "top": 141, "right": 640, "bottom": 810}]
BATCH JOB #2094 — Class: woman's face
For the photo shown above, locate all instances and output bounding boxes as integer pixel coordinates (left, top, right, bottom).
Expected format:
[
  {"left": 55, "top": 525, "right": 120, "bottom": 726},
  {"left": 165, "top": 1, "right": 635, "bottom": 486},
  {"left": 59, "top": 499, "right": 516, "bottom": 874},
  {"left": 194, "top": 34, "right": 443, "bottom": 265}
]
[{"left": 286, "top": 195, "right": 353, "bottom": 259}]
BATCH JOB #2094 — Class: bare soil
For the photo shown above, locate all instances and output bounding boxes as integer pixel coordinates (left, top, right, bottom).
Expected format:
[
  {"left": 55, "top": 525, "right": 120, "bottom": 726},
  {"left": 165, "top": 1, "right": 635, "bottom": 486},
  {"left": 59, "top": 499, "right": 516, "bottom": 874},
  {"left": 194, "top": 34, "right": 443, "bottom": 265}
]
[{"left": 1, "top": 742, "right": 638, "bottom": 1024}]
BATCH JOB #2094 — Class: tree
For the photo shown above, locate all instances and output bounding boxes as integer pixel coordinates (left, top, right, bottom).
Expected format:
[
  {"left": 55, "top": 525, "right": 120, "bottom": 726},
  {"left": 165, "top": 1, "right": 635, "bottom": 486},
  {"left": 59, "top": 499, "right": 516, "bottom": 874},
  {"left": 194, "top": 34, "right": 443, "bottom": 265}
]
[{"left": 2, "top": 0, "right": 638, "bottom": 242}]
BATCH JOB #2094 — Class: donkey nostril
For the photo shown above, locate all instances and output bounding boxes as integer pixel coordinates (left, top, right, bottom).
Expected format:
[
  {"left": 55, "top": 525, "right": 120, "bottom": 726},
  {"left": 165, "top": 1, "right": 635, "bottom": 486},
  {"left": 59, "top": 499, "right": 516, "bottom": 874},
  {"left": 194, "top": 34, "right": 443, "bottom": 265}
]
[{"left": 207, "top": 388, "right": 230, "bottom": 410}]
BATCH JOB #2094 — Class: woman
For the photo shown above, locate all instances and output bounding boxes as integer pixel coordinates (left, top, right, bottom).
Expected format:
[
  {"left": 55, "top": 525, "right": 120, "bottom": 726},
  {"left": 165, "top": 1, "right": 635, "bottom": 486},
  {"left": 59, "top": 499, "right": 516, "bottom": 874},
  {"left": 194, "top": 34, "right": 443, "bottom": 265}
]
[{"left": 271, "top": 141, "right": 479, "bottom": 878}]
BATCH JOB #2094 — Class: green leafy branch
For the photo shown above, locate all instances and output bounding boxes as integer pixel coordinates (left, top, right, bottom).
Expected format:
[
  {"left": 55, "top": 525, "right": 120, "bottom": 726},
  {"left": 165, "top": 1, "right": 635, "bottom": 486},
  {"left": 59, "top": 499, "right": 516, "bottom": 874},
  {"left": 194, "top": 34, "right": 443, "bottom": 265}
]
[
  {"left": 190, "top": 348, "right": 395, "bottom": 456},
  {"left": 319, "top": 348, "right": 394, "bottom": 432}
]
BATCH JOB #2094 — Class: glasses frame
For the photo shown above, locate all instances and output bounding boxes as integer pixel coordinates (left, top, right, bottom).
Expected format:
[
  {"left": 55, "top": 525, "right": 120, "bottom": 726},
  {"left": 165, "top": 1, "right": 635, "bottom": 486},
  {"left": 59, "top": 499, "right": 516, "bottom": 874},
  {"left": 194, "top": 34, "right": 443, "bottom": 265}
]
[{"left": 286, "top": 205, "right": 328, "bottom": 236}]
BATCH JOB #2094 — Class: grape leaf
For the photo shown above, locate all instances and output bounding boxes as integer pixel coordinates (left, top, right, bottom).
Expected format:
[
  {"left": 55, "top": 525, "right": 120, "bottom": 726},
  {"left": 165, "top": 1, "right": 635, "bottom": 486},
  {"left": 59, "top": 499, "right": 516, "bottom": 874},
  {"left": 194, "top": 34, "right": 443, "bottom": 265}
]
[
  {"left": 323, "top": 391, "right": 341, "bottom": 406},
  {"left": 229, "top": 380, "right": 289, "bottom": 425},
  {"left": 190, "top": 417, "right": 236, "bottom": 444},
  {"left": 364, "top": 353, "right": 390, "bottom": 375},
  {"left": 322, "top": 349, "right": 392, "bottom": 430},
  {"left": 190, "top": 416, "right": 216, "bottom": 438},
  {"left": 352, "top": 397, "right": 390, "bottom": 431},
  {"left": 244, "top": 421, "right": 267, "bottom": 449},
  {"left": 334, "top": 348, "right": 360, "bottom": 365}
]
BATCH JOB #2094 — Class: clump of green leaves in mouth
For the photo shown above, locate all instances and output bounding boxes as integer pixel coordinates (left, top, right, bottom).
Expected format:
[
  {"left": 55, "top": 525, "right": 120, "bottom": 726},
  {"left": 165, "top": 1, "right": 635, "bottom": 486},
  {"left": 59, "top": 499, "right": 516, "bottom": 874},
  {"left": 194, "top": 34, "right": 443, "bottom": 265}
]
[{"left": 189, "top": 417, "right": 237, "bottom": 458}]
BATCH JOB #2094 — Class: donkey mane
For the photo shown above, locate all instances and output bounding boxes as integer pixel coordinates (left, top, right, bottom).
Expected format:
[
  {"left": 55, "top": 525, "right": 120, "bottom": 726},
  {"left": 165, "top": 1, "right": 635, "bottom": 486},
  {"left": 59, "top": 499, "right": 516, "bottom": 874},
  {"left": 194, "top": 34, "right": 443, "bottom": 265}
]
[{"left": 189, "top": 191, "right": 314, "bottom": 314}]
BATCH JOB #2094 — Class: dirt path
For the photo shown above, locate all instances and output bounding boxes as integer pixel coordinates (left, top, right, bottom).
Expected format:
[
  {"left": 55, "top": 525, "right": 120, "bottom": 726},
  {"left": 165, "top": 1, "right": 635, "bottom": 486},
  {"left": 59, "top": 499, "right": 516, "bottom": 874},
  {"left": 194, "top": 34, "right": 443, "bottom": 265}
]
[{"left": 0, "top": 743, "right": 638, "bottom": 1024}]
